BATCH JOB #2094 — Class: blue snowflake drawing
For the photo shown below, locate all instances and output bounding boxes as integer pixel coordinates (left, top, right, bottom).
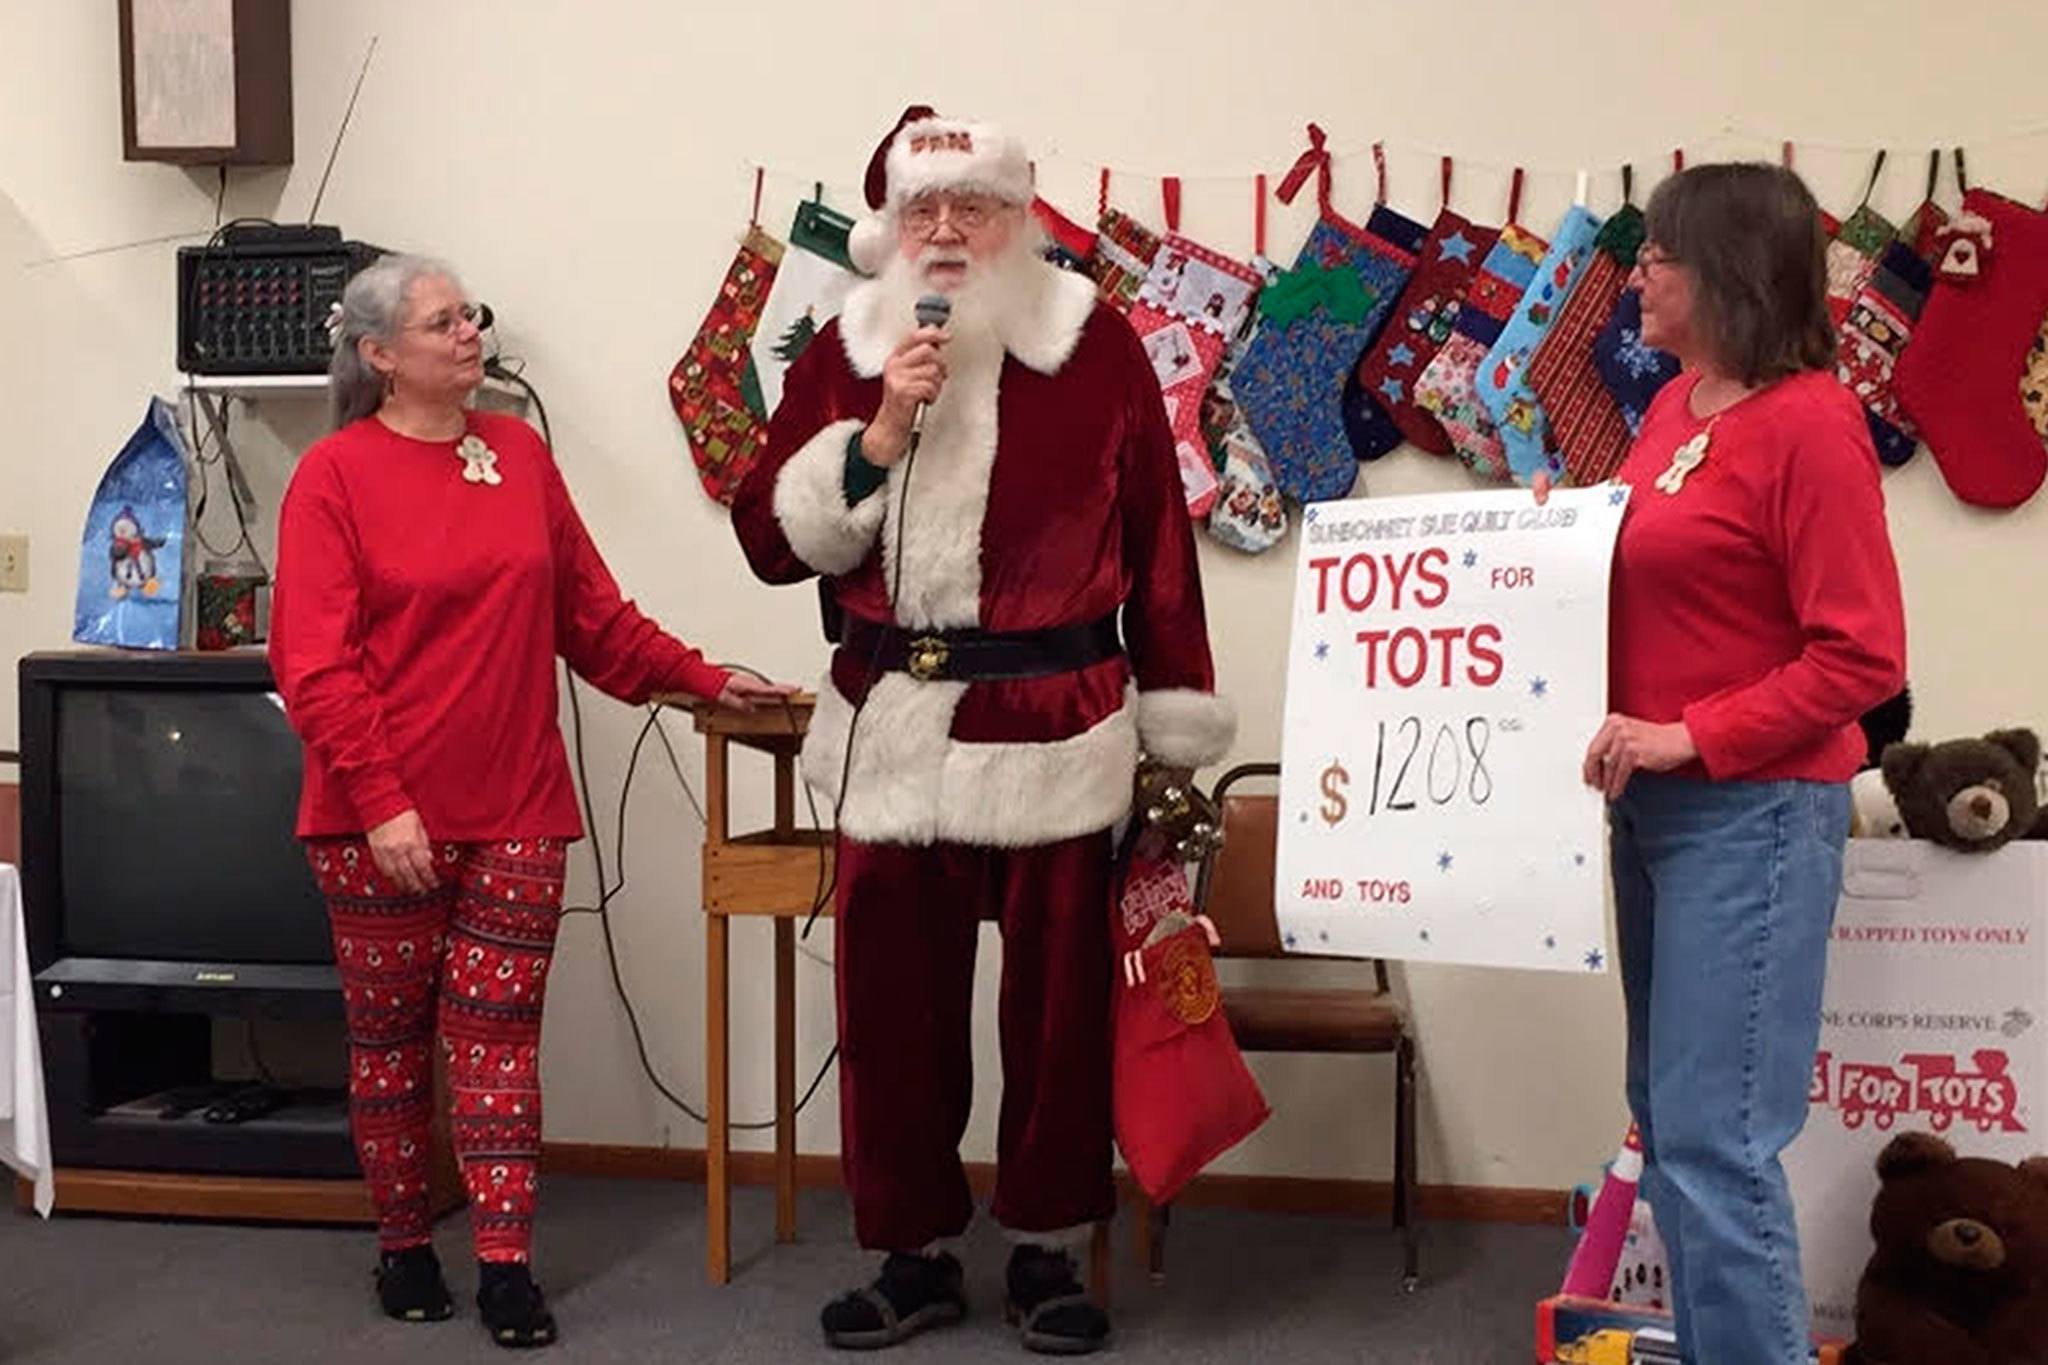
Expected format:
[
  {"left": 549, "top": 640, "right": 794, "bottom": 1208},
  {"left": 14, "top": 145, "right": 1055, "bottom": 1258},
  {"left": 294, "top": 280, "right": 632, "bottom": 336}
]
[
  {"left": 1573, "top": 852, "right": 1587, "bottom": 867},
  {"left": 1304, "top": 506, "right": 1320, "bottom": 524},
  {"left": 1530, "top": 677, "right": 1549, "bottom": 698},
  {"left": 1420, "top": 929, "right": 1432, "bottom": 943},
  {"left": 1609, "top": 486, "right": 1629, "bottom": 506},
  {"left": 1614, "top": 327, "right": 1666, "bottom": 381},
  {"left": 1314, "top": 640, "right": 1330, "bottom": 661},
  {"left": 1584, "top": 949, "right": 1605, "bottom": 971},
  {"left": 1462, "top": 549, "right": 1478, "bottom": 569},
  {"left": 1283, "top": 931, "right": 1298, "bottom": 950},
  {"left": 1318, "top": 930, "right": 1330, "bottom": 944},
  {"left": 1544, "top": 935, "right": 1557, "bottom": 950},
  {"left": 1298, "top": 811, "right": 1309, "bottom": 824},
  {"left": 1437, "top": 852, "right": 1454, "bottom": 872}
]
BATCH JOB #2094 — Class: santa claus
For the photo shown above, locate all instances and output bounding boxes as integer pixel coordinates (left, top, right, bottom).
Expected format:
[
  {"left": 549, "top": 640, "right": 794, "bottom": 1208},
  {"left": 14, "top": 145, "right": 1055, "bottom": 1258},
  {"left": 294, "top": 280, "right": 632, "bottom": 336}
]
[{"left": 732, "top": 106, "right": 1233, "bottom": 1354}]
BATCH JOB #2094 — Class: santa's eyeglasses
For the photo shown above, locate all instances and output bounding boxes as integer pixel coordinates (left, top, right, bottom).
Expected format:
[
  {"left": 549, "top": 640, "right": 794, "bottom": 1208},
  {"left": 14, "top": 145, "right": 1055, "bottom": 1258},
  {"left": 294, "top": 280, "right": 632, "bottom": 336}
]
[{"left": 902, "top": 194, "right": 1004, "bottom": 237}]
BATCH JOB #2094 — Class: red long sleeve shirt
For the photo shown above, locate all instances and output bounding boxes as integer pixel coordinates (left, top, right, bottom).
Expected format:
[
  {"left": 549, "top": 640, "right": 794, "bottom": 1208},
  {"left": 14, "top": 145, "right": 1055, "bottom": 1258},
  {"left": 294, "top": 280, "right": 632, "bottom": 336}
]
[
  {"left": 270, "top": 411, "right": 730, "bottom": 840},
  {"left": 1609, "top": 369, "right": 1906, "bottom": 784}
]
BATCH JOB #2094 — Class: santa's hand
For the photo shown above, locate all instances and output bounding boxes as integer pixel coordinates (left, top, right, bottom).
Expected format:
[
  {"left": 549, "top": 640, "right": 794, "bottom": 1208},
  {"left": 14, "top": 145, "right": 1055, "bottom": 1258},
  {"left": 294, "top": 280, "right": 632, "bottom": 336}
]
[
  {"left": 1124, "top": 949, "right": 1147, "bottom": 988},
  {"left": 367, "top": 809, "right": 440, "bottom": 896},
  {"left": 863, "top": 326, "right": 949, "bottom": 468}
]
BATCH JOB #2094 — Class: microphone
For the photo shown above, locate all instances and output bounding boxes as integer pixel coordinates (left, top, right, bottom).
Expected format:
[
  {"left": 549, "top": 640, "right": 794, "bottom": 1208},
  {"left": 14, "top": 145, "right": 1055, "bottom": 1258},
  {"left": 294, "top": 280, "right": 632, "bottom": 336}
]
[{"left": 910, "top": 293, "right": 951, "bottom": 446}]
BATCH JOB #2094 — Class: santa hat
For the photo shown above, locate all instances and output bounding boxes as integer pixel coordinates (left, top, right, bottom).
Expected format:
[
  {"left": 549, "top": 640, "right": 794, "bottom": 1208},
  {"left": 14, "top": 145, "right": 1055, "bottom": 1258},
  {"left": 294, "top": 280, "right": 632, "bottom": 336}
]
[{"left": 845, "top": 105, "right": 1033, "bottom": 276}]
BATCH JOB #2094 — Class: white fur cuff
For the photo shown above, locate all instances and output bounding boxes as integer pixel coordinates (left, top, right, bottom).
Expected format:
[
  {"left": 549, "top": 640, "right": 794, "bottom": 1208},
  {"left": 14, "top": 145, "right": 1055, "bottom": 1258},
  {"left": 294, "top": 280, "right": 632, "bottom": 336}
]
[
  {"left": 1136, "top": 689, "right": 1237, "bottom": 770},
  {"left": 770, "top": 417, "right": 885, "bottom": 577}
]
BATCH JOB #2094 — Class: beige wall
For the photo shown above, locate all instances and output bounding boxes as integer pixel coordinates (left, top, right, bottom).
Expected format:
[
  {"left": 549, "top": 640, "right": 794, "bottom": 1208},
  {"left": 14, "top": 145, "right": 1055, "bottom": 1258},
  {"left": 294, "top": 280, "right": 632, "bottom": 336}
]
[{"left": 4, "top": 0, "right": 2046, "bottom": 1191}]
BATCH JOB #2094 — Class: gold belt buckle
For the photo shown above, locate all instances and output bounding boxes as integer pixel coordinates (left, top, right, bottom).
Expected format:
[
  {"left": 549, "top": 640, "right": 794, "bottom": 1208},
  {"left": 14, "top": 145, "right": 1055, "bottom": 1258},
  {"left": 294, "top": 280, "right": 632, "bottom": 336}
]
[{"left": 905, "top": 635, "right": 950, "bottom": 682}]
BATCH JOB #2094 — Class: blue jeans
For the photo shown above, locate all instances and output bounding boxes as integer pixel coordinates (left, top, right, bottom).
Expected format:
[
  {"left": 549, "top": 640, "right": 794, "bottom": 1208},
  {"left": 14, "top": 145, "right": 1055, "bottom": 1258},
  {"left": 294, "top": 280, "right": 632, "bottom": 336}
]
[{"left": 1612, "top": 775, "right": 1849, "bottom": 1365}]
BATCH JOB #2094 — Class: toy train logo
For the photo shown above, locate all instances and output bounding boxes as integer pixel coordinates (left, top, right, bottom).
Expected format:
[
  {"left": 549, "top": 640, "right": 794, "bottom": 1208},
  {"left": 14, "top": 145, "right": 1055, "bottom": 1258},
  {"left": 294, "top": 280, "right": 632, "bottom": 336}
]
[{"left": 1810, "top": 1048, "right": 2026, "bottom": 1134}]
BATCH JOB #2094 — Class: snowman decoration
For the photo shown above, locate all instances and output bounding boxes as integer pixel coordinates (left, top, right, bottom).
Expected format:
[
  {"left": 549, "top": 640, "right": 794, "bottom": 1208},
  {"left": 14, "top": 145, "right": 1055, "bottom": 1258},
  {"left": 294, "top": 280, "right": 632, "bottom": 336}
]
[{"left": 107, "top": 505, "right": 165, "bottom": 599}]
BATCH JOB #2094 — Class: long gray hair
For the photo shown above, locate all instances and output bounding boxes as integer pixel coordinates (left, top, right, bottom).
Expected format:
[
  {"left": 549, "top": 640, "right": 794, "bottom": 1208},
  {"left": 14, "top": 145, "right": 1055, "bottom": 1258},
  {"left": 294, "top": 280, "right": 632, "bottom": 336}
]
[{"left": 327, "top": 254, "right": 462, "bottom": 430}]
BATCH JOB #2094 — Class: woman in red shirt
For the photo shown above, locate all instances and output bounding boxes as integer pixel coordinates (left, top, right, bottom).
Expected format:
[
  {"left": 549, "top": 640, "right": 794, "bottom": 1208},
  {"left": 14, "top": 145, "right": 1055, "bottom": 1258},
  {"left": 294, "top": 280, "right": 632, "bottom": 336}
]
[
  {"left": 271, "top": 255, "right": 788, "bottom": 1348},
  {"left": 1554, "top": 166, "right": 1906, "bottom": 1362}
]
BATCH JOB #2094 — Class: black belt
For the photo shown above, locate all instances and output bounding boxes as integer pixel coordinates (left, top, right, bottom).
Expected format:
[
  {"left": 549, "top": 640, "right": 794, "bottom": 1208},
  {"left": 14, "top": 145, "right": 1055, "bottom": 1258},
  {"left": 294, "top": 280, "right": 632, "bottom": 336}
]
[{"left": 842, "top": 613, "right": 1124, "bottom": 683}]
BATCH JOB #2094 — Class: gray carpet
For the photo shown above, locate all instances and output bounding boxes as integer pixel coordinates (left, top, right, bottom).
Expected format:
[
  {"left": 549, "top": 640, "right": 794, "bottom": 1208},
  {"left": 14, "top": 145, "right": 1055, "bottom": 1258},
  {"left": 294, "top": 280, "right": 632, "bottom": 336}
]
[{"left": 0, "top": 1177, "right": 1572, "bottom": 1363}]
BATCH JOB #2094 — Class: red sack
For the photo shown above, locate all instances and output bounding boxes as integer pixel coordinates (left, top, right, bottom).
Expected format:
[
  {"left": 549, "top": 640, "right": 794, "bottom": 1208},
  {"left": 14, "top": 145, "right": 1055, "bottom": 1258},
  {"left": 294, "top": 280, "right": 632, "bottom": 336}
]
[{"left": 1112, "top": 855, "right": 1269, "bottom": 1204}]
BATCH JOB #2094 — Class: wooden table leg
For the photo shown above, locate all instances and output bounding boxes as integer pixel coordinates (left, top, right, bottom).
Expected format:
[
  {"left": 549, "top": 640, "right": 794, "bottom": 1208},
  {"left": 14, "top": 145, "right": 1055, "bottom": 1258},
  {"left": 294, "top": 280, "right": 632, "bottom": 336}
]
[
  {"left": 775, "top": 915, "right": 797, "bottom": 1244},
  {"left": 706, "top": 911, "right": 731, "bottom": 1285}
]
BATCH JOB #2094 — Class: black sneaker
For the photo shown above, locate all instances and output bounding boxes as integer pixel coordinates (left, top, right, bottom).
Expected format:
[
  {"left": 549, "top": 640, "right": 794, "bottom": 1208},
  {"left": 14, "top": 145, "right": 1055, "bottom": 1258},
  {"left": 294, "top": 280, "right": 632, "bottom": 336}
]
[
  {"left": 477, "top": 1261, "right": 557, "bottom": 1349},
  {"left": 375, "top": 1244, "right": 453, "bottom": 1323},
  {"left": 1005, "top": 1245, "right": 1109, "bottom": 1355},
  {"left": 820, "top": 1251, "right": 967, "bottom": 1350}
]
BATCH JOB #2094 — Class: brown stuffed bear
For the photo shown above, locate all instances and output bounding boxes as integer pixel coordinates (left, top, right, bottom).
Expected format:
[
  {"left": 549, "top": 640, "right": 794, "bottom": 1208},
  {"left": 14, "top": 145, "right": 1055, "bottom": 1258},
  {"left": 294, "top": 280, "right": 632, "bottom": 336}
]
[
  {"left": 1881, "top": 729, "right": 2048, "bottom": 852},
  {"left": 1848, "top": 1132, "right": 2048, "bottom": 1365}
]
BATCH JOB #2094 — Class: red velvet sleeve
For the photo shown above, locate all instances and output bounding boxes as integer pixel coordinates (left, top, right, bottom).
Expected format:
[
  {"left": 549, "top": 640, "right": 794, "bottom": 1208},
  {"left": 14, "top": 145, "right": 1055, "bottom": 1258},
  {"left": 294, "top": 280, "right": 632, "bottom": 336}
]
[
  {"left": 545, "top": 456, "right": 730, "bottom": 704},
  {"left": 1682, "top": 395, "right": 1908, "bottom": 778},
  {"left": 268, "top": 450, "right": 413, "bottom": 829}
]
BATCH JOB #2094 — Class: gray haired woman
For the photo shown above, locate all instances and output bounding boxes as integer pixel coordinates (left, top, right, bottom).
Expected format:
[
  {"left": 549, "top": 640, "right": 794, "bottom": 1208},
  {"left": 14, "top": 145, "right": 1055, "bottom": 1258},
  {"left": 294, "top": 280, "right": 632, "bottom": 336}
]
[{"left": 271, "top": 255, "right": 790, "bottom": 1348}]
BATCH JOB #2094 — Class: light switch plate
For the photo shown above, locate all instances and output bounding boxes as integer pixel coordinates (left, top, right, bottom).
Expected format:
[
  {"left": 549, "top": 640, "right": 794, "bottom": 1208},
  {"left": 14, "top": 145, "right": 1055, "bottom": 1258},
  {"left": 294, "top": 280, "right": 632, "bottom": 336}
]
[{"left": 0, "top": 533, "right": 28, "bottom": 592}]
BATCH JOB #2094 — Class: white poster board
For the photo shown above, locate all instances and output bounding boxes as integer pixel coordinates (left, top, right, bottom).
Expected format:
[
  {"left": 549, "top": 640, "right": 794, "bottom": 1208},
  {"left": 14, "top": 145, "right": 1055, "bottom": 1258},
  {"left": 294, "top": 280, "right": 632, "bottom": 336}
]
[
  {"left": 1787, "top": 841, "right": 2048, "bottom": 1339},
  {"left": 1275, "top": 486, "right": 1629, "bottom": 971}
]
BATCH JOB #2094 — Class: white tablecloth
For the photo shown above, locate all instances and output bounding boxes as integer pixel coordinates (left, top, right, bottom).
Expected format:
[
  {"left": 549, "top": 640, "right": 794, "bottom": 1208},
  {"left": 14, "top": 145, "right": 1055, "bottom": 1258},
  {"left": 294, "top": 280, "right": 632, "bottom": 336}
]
[{"left": 0, "top": 865, "right": 52, "bottom": 1215}]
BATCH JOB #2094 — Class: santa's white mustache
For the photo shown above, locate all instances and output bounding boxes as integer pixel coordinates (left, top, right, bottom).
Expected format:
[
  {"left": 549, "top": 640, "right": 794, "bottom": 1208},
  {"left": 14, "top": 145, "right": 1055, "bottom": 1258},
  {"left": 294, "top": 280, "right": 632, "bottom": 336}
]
[{"left": 918, "top": 247, "right": 972, "bottom": 270}]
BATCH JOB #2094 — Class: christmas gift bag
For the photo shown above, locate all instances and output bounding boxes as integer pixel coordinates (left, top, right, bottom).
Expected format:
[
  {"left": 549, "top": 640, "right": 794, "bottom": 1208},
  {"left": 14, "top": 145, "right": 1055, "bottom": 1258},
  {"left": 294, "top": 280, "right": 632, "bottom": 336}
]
[
  {"left": 75, "top": 398, "right": 188, "bottom": 652},
  {"left": 1592, "top": 288, "right": 1679, "bottom": 436},
  {"left": 1343, "top": 157, "right": 1501, "bottom": 460},
  {"left": 1112, "top": 853, "right": 1269, "bottom": 1204},
  {"left": 749, "top": 193, "right": 861, "bottom": 418},
  {"left": 1528, "top": 178, "right": 1645, "bottom": 488},
  {"left": 1481, "top": 191, "right": 1604, "bottom": 486},
  {"left": 1233, "top": 129, "right": 1424, "bottom": 503},
  {"left": 668, "top": 223, "right": 785, "bottom": 505},
  {"left": 1412, "top": 209, "right": 1551, "bottom": 483},
  {"left": 1127, "top": 192, "right": 1265, "bottom": 518}
]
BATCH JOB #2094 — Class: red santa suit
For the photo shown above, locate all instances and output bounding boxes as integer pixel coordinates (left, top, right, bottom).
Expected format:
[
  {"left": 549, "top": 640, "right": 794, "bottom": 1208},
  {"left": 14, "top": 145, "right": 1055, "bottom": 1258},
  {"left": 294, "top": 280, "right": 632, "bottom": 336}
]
[{"left": 732, "top": 251, "right": 1233, "bottom": 1251}]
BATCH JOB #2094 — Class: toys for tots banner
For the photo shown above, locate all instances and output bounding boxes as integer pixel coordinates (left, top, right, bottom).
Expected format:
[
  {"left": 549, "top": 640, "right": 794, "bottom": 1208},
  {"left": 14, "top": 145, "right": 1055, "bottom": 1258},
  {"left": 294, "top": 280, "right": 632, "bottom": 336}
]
[
  {"left": 1786, "top": 842, "right": 2048, "bottom": 1337},
  {"left": 1275, "top": 486, "right": 1628, "bottom": 971}
]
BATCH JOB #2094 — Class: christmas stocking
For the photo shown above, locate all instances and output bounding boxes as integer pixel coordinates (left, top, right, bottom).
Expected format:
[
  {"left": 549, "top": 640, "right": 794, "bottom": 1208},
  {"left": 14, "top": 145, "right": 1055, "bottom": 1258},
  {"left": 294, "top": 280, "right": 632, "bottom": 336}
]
[
  {"left": 1344, "top": 171, "right": 1501, "bottom": 459},
  {"left": 749, "top": 198, "right": 861, "bottom": 417},
  {"left": 1527, "top": 203, "right": 1644, "bottom": 487},
  {"left": 1412, "top": 223, "right": 1550, "bottom": 483},
  {"left": 1481, "top": 201, "right": 1605, "bottom": 485},
  {"left": 1894, "top": 190, "right": 2048, "bottom": 509},
  {"left": 667, "top": 225, "right": 785, "bottom": 506},
  {"left": 1824, "top": 155, "right": 1900, "bottom": 326},
  {"left": 1201, "top": 261, "right": 1290, "bottom": 554},
  {"left": 1838, "top": 241, "right": 1935, "bottom": 467},
  {"left": 1033, "top": 195, "right": 1098, "bottom": 273},
  {"left": 1592, "top": 288, "right": 1679, "bottom": 436},
  {"left": 1128, "top": 234, "right": 1265, "bottom": 517},
  {"left": 2024, "top": 310, "right": 2048, "bottom": 442},
  {"left": 1233, "top": 132, "right": 1424, "bottom": 502},
  {"left": 1090, "top": 208, "right": 1162, "bottom": 313}
]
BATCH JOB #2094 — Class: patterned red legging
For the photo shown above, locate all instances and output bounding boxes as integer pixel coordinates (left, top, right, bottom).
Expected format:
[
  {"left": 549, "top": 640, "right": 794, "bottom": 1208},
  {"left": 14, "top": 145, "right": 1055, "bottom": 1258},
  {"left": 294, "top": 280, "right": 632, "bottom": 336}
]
[{"left": 306, "top": 836, "right": 567, "bottom": 1263}]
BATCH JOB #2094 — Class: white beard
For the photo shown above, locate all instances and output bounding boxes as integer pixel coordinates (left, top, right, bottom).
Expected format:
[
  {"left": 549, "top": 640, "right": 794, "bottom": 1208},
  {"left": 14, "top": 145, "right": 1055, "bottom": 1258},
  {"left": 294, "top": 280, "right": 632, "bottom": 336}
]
[{"left": 865, "top": 227, "right": 1048, "bottom": 368}]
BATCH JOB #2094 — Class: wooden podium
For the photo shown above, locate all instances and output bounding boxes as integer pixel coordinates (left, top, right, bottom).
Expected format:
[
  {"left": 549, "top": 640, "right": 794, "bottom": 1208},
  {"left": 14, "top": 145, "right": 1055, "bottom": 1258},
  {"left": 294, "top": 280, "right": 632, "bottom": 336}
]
[{"left": 674, "top": 694, "right": 831, "bottom": 1285}]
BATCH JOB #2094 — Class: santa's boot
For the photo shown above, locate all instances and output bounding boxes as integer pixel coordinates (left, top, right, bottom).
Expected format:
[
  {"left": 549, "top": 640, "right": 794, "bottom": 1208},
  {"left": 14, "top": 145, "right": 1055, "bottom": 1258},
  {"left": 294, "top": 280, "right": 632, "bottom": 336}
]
[
  {"left": 819, "top": 1250, "right": 966, "bottom": 1350},
  {"left": 1005, "top": 1244, "right": 1110, "bottom": 1355}
]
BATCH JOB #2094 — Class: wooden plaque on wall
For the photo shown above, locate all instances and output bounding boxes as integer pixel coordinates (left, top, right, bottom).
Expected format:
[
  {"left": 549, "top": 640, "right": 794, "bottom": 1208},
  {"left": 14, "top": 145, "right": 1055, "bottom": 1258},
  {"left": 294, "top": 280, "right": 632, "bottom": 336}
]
[{"left": 118, "top": 0, "right": 292, "bottom": 165}]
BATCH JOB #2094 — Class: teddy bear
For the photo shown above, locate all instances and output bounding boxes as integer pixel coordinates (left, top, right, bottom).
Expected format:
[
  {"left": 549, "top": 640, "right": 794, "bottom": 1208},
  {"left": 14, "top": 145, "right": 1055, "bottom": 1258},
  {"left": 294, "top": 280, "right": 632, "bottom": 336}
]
[
  {"left": 1847, "top": 1132, "right": 2048, "bottom": 1365},
  {"left": 1880, "top": 729, "right": 2048, "bottom": 852}
]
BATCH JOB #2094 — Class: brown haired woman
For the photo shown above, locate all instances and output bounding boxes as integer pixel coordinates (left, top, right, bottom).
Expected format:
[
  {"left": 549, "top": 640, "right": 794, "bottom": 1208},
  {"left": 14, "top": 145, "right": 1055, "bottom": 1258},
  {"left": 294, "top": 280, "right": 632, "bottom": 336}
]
[{"left": 1544, "top": 163, "right": 1906, "bottom": 1360}]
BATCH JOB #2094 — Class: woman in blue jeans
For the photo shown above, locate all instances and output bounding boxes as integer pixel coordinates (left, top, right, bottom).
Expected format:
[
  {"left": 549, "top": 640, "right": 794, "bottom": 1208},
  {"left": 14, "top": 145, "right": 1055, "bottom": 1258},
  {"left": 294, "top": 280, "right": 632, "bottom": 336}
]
[{"left": 1545, "top": 163, "right": 1907, "bottom": 1360}]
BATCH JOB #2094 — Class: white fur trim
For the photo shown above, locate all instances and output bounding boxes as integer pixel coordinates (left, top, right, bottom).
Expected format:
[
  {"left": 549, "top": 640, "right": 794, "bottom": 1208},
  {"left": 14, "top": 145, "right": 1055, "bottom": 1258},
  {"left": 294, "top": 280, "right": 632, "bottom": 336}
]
[
  {"left": 803, "top": 676, "right": 1140, "bottom": 848},
  {"left": 1136, "top": 689, "right": 1237, "bottom": 769},
  {"left": 886, "top": 117, "right": 1032, "bottom": 209},
  {"left": 847, "top": 213, "right": 892, "bottom": 277},
  {"left": 838, "top": 260, "right": 1097, "bottom": 380},
  {"left": 770, "top": 418, "right": 884, "bottom": 576}
]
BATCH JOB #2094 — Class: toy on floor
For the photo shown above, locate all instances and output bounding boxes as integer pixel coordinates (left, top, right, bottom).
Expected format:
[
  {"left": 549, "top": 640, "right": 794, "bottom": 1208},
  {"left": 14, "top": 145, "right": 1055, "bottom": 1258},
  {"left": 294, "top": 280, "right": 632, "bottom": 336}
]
[
  {"left": 1845, "top": 1132, "right": 2048, "bottom": 1365},
  {"left": 1537, "top": 1296, "right": 1846, "bottom": 1364}
]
